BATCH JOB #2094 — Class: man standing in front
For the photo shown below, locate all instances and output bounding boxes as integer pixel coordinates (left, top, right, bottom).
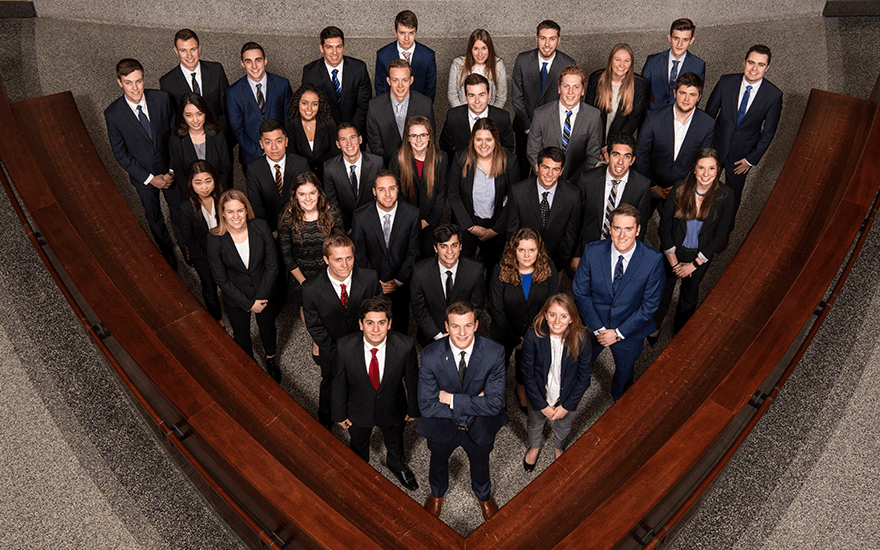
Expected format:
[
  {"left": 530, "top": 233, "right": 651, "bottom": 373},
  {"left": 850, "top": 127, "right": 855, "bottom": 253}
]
[
  {"left": 641, "top": 18, "right": 705, "bottom": 112},
  {"left": 573, "top": 204, "right": 664, "bottom": 402},
  {"left": 375, "top": 10, "right": 437, "bottom": 101},
  {"left": 418, "top": 299, "right": 508, "bottom": 521}
]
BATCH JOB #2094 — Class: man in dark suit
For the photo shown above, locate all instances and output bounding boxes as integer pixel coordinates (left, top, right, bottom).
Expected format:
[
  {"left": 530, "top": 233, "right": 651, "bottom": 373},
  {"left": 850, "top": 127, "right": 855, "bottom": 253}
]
[
  {"left": 410, "top": 224, "right": 486, "bottom": 346},
  {"left": 439, "top": 74, "right": 514, "bottom": 157},
  {"left": 332, "top": 295, "right": 420, "bottom": 490},
  {"left": 245, "top": 119, "right": 310, "bottom": 230},
  {"left": 506, "top": 146, "right": 581, "bottom": 272},
  {"left": 104, "top": 58, "right": 181, "bottom": 269},
  {"left": 227, "top": 42, "right": 293, "bottom": 170},
  {"left": 352, "top": 170, "right": 420, "bottom": 334},
  {"left": 418, "top": 299, "right": 508, "bottom": 521},
  {"left": 324, "top": 123, "right": 383, "bottom": 232},
  {"left": 573, "top": 204, "right": 664, "bottom": 401},
  {"left": 641, "top": 18, "right": 706, "bottom": 112},
  {"left": 635, "top": 72, "right": 714, "bottom": 212},
  {"left": 526, "top": 65, "right": 602, "bottom": 183},
  {"left": 366, "top": 58, "right": 435, "bottom": 165},
  {"left": 303, "top": 234, "right": 382, "bottom": 428},
  {"left": 705, "top": 44, "right": 783, "bottom": 210},
  {"left": 301, "top": 26, "right": 372, "bottom": 136},
  {"left": 375, "top": 10, "right": 436, "bottom": 101},
  {"left": 510, "top": 20, "right": 577, "bottom": 175}
]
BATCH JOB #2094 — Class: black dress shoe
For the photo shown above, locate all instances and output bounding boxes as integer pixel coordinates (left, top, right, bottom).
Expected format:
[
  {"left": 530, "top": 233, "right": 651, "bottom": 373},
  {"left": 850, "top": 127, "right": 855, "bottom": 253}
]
[
  {"left": 392, "top": 466, "right": 419, "bottom": 491},
  {"left": 519, "top": 404, "right": 529, "bottom": 415},
  {"left": 265, "top": 356, "right": 282, "bottom": 383},
  {"left": 646, "top": 334, "right": 659, "bottom": 347},
  {"left": 523, "top": 454, "right": 537, "bottom": 473}
]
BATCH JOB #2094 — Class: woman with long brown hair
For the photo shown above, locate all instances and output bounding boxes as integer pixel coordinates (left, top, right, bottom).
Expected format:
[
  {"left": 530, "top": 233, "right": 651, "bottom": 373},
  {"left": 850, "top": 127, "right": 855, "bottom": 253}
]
[
  {"left": 169, "top": 91, "right": 233, "bottom": 191},
  {"left": 585, "top": 43, "right": 646, "bottom": 158},
  {"left": 286, "top": 83, "right": 338, "bottom": 181},
  {"left": 447, "top": 28, "right": 508, "bottom": 108}
]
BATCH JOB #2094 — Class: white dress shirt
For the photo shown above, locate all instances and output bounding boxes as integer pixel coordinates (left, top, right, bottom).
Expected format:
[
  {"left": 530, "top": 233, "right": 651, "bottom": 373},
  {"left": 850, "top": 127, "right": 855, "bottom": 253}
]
[{"left": 363, "top": 337, "right": 387, "bottom": 383}]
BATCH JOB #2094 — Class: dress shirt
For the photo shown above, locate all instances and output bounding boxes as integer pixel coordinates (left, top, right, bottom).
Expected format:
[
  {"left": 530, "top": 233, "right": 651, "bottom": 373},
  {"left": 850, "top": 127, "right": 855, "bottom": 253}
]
[
  {"left": 392, "top": 94, "right": 411, "bottom": 137},
  {"left": 434, "top": 259, "right": 459, "bottom": 340},
  {"left": 739, "top": 77, "right": 763, "bottom": 115},
  {"left": 468, "top": 107, "right": 487, "bottom": 130},
  {"left": 124, "top": 96, "right": 156, "bottom": 185},
  {"left": 201, "top": 201, "right": 218, "bottom": 230},
  {"left": 472, "top": 162, "right": 496, "bottom": 219},
  {"left": 558, "top": 101, "right": 580, "bottom": 136},
  {"left": 668, "top": 51, "right": 686, "bottom": 81},
  {"left": 343, "top": 154, "right": 363, "bottom": 191},
  {"left": 234, "top": 237, "right": 250, "bottom": 268},
  {"left": 606, "top": 84, "right": 620, "bottom": 137},
  {"left": 265, "top": 155, "right": 287, "bottom": 181},
  {"left": 247, "top": 73, "right": 269, "bottom": 103},
  {"left": 672, "top": 107, "right": 695, "bottom": 161},
  {"left": 447, "top": 338, "right": 476, "bottom": 409},
  {"left": 603, "top": 169, "right": 629, "bottom": 209},
  {"left": 181, "top": 62, "right": 203, "bottom": 94},
  {"left": 538, "top": 52, "right": 557, "bottom": 74},
  {"left": 536, "top": 181, "right": 558, "bottom": 209},
  {"left": 545, "top": 335, "right": 563, "bottom": 406},
  {"left": 327, "top": 268, "right": 353, "bottom": 299},
  {"left": 325, "top": 60, "right": 344, "bottom": 86},
  {"left": 363, "top": 336, "right": 387, "bottom": 383},
  {"left": 397, "top": 43, "right": 416, "bottom": 60}
]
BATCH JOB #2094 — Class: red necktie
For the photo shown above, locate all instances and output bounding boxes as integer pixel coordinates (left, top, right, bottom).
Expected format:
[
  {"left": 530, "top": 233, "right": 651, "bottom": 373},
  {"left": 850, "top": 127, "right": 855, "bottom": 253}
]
[
  {"left": 340, "top": 283, "right": 348, "bottom": 309},
  {"left": 369, "top": 347, "right": 380, "bottom": 390}
]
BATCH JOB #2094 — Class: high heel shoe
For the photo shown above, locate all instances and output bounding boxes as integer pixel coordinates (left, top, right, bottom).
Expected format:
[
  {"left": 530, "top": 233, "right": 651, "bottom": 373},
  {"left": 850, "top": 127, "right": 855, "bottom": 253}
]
[{"left": 523, "top": 453, "right": 538, "bottom": 473}]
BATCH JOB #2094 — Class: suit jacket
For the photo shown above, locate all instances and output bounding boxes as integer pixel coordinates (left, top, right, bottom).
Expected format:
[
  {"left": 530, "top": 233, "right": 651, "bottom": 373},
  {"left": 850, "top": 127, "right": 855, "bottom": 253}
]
[
  {"left": 572, "top": 239, "right": 665, "bottom": 339},
  {"left": 705, "top": 74, "right": 783, "bottom": 167},
  {"left": 245, "top": 154, "right": 310, "bottom": 230},
  {"left": 206, "top": 218, "right": 278, "bottom": 311},
  {"left": 302, "top": 56, "right": 372, "bottom": 134},
  {"left": 168, "top": 130, "right": 233, "bottom": 191},
  {"left": 104, "top": 90, "right": 176, "bottom": 186},
  {"left": 178, "top": 197, "right": 219, "bottom": 264},
  {"left": 488, "top": 263, "right": 559, "bottom": 349},
  {"left": 323, "top": 152, "right": 383, "bottom": 231},
  {"left": 521, "top": 328, "right": 592, "bottom": 412},
  {"left": 505, "top": 177, "right": 581, "bottom": 271},
  {"left": 302, "top": 266, "right": 383, "bottom": 358},
  {"left": 634, "top": 105, "right": 715, "bottom": 190},
  {"left": 584, "top": 69, "right": 647, "bottom": 145},
  {"left": 331, "top": 330, "right": 420, "bottom": 428},
  {"left": 351, "top": 201, "right": 420, "bottom": 283},
  {"left": 375, "top": 41, "right": 437, "bottom": 101},
  {"left": 285, "top": 117, "right": 338, "bottom": 180},
  {"left": 227, "top": 72, "right": 293, "bottom": 165},
  {"left": 641, "top": 50, "right": 706, "bottom": 111},
  {"left": 510, "top": 49, "right": 578, "bottom": 131},
  {"left": 526, "top": 101, "right": 603, "bottom": 182},
  {"left": 448, "top": 150, "right": 521, "bottom": 234},
  {"left": 160, "top": 60, "right": 229, "bottom": 128},
  {"left": 438, "top": 105, "right": 515, "bottom": 156},
  {"left": 410, "top": 256, "right": 486, "bottom": 341},
  {"left": 365, "top": 91, "right": 435, "bottom": 164},
  {"left": 577, "top": 166, "right": 652, "bottom": 248},
  {"left": 388, "top": 150, "right": 449, "bottom": 226},
  {"left": 659, "top": 183, "right": 736, "bottom": 263},
  {"left": 417, "top": 335, "right": 509, "bottom": 445}
]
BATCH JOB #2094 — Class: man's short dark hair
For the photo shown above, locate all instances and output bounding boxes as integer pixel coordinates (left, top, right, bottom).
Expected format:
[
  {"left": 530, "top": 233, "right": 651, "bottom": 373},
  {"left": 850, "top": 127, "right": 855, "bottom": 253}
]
[
  {"left": 433, "top": 223, "right": 461, "bottom": 245},
  {"left": 360, "top": 295, "right": 392, "bottom": 321},
  {"left": 674, "top": 72, "right": 704, "bottom": 95},
  {"left": 607, "top": 133, "right": 637, "bottom": 153},
  {"left": 116, "top": 59, "right": 144, "bottom": 79},
  {"left": 174, "top": 29, "right": 199, "bottom": 46},
  {"left": 374, "top": 169, "right": 398, "bottom": 188},
  {"left": 259, "top": 119, "right": 286, "bottom": 138},
  {"left": 395, "top": 10, "right": 418, "bottom": 31},
  {"left": 446, "top": 299, "right": 476, "bottom": 320},
  {"left": 464, "top": 73, "right": 490, "bottom": 92},
  {"left": 670, "top": 18, "right": 696, "bottom": 35},
  {"left": 240, "top": 42, "right": 265, "bottom": 60},
  {"left": 536, "top": 20, "right": 561, "bottom": 35},
  {"left": 336, "top": 122, "right": 360, "bottom": 138},
  {"left": 610, "top": 203, "right": 641, "bottom": 227},
  {"left": 746, "top": 44, "right": 772, "bottom": 65},
  {"left": 536, "top": 146, "right": 566, "bottom": 167},
  {"left": 320, "top": 26, "right": 344, "bottom": 45}
]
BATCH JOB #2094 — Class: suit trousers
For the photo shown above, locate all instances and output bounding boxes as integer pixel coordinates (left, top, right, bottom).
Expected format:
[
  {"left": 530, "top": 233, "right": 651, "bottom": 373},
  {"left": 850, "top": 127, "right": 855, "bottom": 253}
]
[
  {"left": 224, "top": 297, "right": 280, "bottom": 359},
  {"left": 527, "top": 401, "right": 575, "bottom": 449},
  {"left": 348, "top": 420, "right": 406, "bottom": 471},
  {"left": 591, "top": 335, "right": 645, "bottom": 402},
  {"left": 192, "top": 257, "right": 222, "bottom": 320},
  {"left": 721, "top": 159, "right": 748, "bottom": 211},
  {"left": 653, "top": 246, "right": 710, "bottom": 335},
  {"left": 427, "top": 429, "right": 494, "bottom": 500},
  {"left": 317, "top": 354, "right": 334, "bottom": 426},
  {"left": 132, "top": 180, "right": 183, "bottom": 252}
]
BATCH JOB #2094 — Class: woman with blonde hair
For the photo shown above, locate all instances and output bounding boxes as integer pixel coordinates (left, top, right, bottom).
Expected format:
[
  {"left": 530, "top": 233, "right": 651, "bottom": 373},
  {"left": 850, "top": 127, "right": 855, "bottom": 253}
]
[{"left": 585, "top": 43, "right": 646, "bottom": 157}]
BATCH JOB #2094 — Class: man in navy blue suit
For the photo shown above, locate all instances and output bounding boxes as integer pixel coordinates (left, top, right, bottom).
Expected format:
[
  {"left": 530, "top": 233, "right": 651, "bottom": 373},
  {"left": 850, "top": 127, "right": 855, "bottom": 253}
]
[
  {"left": 418, "top": 299, "right": 508, "bottom": 521},
  {"left": 104, "top": 58, "right": 181, "bottom": 269},
  {"left": 375, "top": 10, "right": 436, "bottom": 101},
  {"left": 641, "top": 18, "right": 705, "bottom": 112},
  {"left": 227, "top": 42, "right": 293, "bottom": 170},
  {"left": 573, "top": 204, "right": 664, "bottom": 401},
  {"left": 705, "top": 45, "right": 783, "bottom": 210}
]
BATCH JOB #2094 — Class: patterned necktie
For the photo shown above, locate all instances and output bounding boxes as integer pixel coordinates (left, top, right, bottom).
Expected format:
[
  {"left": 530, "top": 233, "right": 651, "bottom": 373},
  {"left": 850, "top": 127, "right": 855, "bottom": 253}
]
[
  {"left": 332, "top": 68, "right": 342, "bottom": 104},
  {"left": 445, "top": 270, "right": 454, "bottom": 303},
  {"left": 603, "top": 179, "right": 621, "bottom": 239},
  {"left": 737, "top": 85, "right": 753, "bottom": 124},
  {"left": 368, "top": 347, "right": 380, "bottom": 390},
  {"left": 339, "top": 283, "right": 348, "bottom": 309},
  {"left": 137, "top": 105, "right": 152, "bottom": 141},
  {"left": 669, "top": 59, "right": 680, "bottom": 90},
  {"left": 562, "top": 110, "right": 572, "bottom": 151},
  {"left": 458, "top": 351, "right": 467, "bottom": 383},
  {"left": 402, "top": 50, "right": 411, "bottom": 63},
  {"left": 540, "top": 191, "right": 550, "bottom": 228},
  {"left": 395, "top": 102, "right": 405, "bottom": 138},
  {"left": 383, "top": 213, "right": 391, "bottom": 248},
  {"left": 349, "top": 164, "right": 358, "bottom": 197},
  {"left": 191, "top": 72, "right": 201, "bottom": 95},
  {"left": 255, "top": 83, "right": 265, "bottom": 117},
  {"left": 274, "top": 164, "right": 283, "bottom": 196},
  {"left": 540, "top": 62, "right": 548, "bottom": 89},
  {"left": 613, "top": 255, "right": 624, "bottom": 292}
]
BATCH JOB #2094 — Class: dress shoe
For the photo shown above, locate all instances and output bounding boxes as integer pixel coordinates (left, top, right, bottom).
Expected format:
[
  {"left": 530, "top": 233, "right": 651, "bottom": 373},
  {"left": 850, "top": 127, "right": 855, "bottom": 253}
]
[
  {"left": 424, "top": 494, "right": 444, "bottom": 517},
  {"left": 392, "top": 466, "right": 419, "bottom": 491},
  {"left": 519, "top": 404, "right": 529, "bottom": 415},
  {"left": 646, "top": 334, "right": 659, "bottom": 347},
  {"left": 523, "top": 453, "right": 537, "bottom": 473},
  {"left": 478, "top": 496, "right": 498, "bottom": 520},
  {"left": 265, "top": 356, "right": 282, "bottom": 383}
]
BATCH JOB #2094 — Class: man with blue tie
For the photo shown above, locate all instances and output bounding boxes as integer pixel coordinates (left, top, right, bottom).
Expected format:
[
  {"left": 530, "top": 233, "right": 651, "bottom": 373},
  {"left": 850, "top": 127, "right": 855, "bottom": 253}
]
[
  {"left": 705, "top": 45, "right": 783, "bottom": 210},
  {"left": 375, "top": 10, "right": 437, "bottom": 101},
  {"left": 573, "top": 204, "right": 664, "bottom": 401},
  {"left": 641, "top": 19, "right": 706, "bottom": 112},
  {"left": 104, "top": 58, "right": 181, "bottom": 269}
]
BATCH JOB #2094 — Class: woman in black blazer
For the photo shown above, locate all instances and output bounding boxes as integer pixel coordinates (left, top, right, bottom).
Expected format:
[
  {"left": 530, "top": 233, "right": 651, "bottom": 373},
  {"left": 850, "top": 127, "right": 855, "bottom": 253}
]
[
  {"left": 449, "top": 117, "right": 521, "bottom": 272},
  {"left": 490, "top": 227, "right": 559, "bottom": 413},
  {"left": 653, "top": 148, "right": 735, "bottom": 339},
  {"left": 179, "top": 160, "right": 223, "bottom": 321},
  {"left": 169, "top": 92, "right": 233, "bottom": 191},
  {"left": 389, "top": 116, "right": 449, "bottom": 259},
  {"left": 521, "top": 293, "right": 591, "bottom": 471},
  {"left": 286, "top": 83, "right": 338, "bottom": 182},
  {"left": 585, "top": 44, "right": 647, "bottom": 157},
  {"left": 206, "top": 190, "right": 282, "bottom": 382}
]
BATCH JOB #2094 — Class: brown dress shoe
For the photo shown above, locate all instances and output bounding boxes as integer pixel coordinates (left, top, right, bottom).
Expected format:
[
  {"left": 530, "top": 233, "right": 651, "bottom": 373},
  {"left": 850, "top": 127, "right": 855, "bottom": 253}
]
[
  {"left": 424, "top": 494, "right": 444, "bottom": 517},
  {"left": 479, "top": 496, "right": 498, "bottom": 520}
]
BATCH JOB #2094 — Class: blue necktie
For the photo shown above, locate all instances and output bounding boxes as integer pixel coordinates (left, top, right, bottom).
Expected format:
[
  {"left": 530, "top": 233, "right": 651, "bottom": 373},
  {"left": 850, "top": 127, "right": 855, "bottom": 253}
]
[
  {"left": 349, "top": 164, "right": 358, "bottom": 197},
  {"left": 332, "top": 69, "right": 342, "bottom": 104},
  {"left": 137, "top": 105, "right": 152, "bottom": 142},
  {"left": 540, "top": 62, "right": 548, "bottom": 89},
  {"left": 669, "top": 59, "right": 680, "bottom": 90},
  {"left": 737, "top": 85, "right": 752, "bottom": 124},
  {"left": 613, "top": 255, "right": 624, "bottom": 292},
  {"left": 562, "top": 110, "right": 572, "bottom": 150}
]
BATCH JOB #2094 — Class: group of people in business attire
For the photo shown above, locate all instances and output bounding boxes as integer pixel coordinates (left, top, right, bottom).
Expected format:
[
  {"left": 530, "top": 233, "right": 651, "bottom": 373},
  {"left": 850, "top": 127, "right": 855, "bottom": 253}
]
[{"left": 102, "top": 13, "right": 783, "bottom": 523}]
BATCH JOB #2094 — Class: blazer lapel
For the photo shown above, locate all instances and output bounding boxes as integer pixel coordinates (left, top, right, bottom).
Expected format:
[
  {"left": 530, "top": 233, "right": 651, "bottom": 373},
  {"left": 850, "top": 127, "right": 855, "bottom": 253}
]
[
  {"left": 527, "top": 179, "right": 544, "bottom": 222},
  {"left": 462, "top": 340, "right": 482, "bottom": 391},
  {"left": 615, "top": 242, "right": 643, "bottom": 297},
  {"left": 600, "top": 240, "right": 615, "bottom": 298}
]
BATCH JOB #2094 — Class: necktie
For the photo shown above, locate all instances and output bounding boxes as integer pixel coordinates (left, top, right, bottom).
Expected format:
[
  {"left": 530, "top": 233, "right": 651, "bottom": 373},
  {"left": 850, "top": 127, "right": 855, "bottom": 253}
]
[
  {"left": 458, "top": 351, "right": 467, "bottom": 383},
  {"left": 445, "top": 270, "right": 454, "bottom": 303},
  {"left": 368, "top": 347, "right": 380, "bottom": 390},
  {"left": 256, "top": 83, "right": 265, "bottom": 117},
  {"left": 332, "top": 68, "right": 342, "bottom": 104},
  {"left": 540, "top": 62, "right": 548, "bottom": 89},
  {"left": 340, "top": 283, "right": 348, "bottom": 308},
  {"left": 562, "top": 110, "right": 572, "bottom": 151},
  {"left": 402, "top": 50, "right": 411, "bottom": 63},
  {"left": 394, "top": 102, "right": 405, "bottom": 138},
  {"left": 137, "top": 105, "right": 152, "bottom": 141},
  {"left": 349, "top": 164, "right": 358, "bottom": 197},
  {"left": 737, "top": 85, "right": 753, "bottom": 124},
  {"left": 603, "top": 179, "right": 621, "bottom": 239},
  {"left": 669, "top": 59, "right": 680, "bottom": 90},
  {"left": 191, "top": 72, "right": 201, "bottom": 95},
  {"left": 540, "top": 191, "right": 550, "bottom": 228},
  {"left": 613, "top": 255, "right": 624, "bottom": 292},
  {"left": 274, "top": 164, "right": 283, "bottom": 196},
  {"left": 383, "top": 213, "right": 391, "bottom": 248}
]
